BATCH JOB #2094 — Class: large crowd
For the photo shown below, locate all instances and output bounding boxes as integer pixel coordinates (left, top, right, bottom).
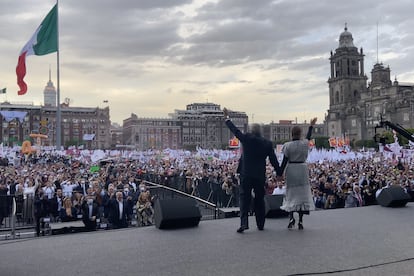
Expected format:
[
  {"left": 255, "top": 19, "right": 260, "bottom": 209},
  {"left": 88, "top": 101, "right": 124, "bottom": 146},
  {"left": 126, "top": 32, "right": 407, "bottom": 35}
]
[{"left": 0, "top": 146, "right": 413, "bottom": 235}]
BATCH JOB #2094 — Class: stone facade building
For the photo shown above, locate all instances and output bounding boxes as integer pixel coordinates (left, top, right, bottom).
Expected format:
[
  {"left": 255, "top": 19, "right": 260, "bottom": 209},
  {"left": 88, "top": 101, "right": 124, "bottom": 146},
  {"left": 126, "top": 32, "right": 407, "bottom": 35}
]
[
  {"left": 265, "top": 120, "right": 325, "bottom": 143},
  {"left": 170, "top": 103, "right": 248, "bottom": 149},
  {"left": 0, "top": 102, "right": 111, "bottom": 149},
  {"left": 122, "top": 103, "right": 248, "bottom": 150},
  {"left": 122, "top": 114, "right": 181, "bottom": 150},
  {"left": 326, "top": 26, "right": 414, "bottom": 143}
]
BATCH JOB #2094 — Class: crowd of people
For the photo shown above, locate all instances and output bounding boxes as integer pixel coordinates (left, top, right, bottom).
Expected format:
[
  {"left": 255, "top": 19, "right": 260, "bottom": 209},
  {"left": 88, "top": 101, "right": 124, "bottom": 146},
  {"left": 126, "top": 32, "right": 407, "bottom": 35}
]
[{"left": 0, "top": 145, "right": 413, "bottom": 236}]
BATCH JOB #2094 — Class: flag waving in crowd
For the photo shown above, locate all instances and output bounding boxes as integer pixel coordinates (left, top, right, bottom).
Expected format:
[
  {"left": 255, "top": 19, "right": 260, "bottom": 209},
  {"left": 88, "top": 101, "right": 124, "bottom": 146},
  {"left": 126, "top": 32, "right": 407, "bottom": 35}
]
[{"left": 16, "top": 4, "right": 57, "bottom": 95}]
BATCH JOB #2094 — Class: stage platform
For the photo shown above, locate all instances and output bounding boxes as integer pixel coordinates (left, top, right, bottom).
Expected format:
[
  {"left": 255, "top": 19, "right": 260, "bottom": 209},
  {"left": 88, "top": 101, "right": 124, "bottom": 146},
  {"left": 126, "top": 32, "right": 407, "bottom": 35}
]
[{"left": 1, "top": 203, "right": 414, "bottom": 276}]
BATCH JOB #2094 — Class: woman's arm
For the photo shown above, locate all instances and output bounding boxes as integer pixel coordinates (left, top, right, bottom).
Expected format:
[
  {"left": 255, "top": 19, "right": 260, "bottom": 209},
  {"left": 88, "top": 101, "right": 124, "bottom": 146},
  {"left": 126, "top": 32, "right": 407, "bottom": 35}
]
[
  {"left": 306, "top": 117, "right": 317, "bottom": 140},
  {"left": 278, "top": 156, "right": 288, "bottom": 176}
]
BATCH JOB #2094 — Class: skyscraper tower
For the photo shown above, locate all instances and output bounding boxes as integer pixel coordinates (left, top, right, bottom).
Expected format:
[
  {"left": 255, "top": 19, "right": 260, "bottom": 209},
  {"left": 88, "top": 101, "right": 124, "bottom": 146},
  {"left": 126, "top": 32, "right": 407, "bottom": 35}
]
[
  {"left": 326, "top": 24, "right": 368, "bottom": 141},
  {"left": 43, "top": 68, "right": 57, "bottom": 107}
]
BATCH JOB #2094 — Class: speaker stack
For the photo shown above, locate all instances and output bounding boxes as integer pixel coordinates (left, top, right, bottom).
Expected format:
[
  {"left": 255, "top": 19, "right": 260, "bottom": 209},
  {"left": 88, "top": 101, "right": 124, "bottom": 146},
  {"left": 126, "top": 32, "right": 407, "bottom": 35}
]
[
  {"left": 154, "top": 198, "right": 201, "bottom": 229},
  {"left": 264, "top": 194, "right": 288, "bottom": 218},
  {"left": 377, "top": 186, "right": 411, "bottom": 207}
]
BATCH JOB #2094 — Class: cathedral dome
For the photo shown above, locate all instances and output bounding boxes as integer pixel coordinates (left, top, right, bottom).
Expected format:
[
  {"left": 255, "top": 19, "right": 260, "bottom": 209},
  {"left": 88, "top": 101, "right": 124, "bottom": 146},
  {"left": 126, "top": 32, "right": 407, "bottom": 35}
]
[{"left": 339, "top": 25, "right": 354, "bottom": 48}]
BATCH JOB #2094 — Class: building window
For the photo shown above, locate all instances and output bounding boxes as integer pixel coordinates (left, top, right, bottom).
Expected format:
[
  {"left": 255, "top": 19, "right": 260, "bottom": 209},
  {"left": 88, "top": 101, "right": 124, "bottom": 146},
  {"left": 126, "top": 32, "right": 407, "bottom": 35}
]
[
  {"left": 374, "top": 106, "right": 381, "bottom": 118},
  {"left": 403, "top": 113, "right": 409, "bottom": 122}
]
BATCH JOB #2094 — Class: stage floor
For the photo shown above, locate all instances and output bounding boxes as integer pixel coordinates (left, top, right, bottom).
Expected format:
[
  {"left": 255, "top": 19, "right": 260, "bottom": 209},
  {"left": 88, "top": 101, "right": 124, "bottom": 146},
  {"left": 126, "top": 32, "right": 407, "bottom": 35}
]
[{"left": 1, "top": 203, "right": 414, "bottom": 276}]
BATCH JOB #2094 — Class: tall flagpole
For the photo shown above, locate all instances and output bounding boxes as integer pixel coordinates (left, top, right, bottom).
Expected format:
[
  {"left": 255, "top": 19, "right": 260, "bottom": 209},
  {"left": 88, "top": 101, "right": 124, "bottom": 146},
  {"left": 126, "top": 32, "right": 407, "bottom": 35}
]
[{"left": 56, "top": 0, "right": 62, "bottom": 150}]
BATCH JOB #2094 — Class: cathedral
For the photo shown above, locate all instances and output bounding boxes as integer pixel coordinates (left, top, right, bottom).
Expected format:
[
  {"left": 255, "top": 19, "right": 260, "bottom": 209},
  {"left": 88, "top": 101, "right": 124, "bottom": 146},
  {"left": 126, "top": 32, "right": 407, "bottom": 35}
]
[{"left": 326, "top": 25, "right": 414, "bottom": 143}]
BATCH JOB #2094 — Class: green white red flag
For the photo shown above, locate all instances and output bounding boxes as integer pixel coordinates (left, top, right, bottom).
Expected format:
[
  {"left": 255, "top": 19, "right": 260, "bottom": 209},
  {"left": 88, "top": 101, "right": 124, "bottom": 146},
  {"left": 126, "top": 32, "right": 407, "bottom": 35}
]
[{"left": 16, "top": 4, "right": 57, "bottom": 95}]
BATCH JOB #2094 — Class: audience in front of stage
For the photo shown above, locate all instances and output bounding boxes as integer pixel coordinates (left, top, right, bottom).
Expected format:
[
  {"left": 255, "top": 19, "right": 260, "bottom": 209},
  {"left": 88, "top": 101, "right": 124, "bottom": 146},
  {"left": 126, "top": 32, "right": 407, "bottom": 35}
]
[{"left": 0, "top": 149, "right": 413, "bottom": 235}]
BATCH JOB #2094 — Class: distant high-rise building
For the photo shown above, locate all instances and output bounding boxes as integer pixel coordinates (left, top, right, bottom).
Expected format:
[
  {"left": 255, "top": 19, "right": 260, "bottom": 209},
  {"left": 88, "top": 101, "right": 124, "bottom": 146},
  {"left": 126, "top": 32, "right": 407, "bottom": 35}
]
[{"left": 43, "top": 68, "right": 56, "bottom": 107}]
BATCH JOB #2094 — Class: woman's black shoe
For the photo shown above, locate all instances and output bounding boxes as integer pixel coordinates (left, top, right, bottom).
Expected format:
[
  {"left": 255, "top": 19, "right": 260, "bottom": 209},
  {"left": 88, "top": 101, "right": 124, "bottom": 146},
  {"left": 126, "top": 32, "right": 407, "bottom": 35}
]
[
  {"left": 298, "top": 222, "right": 304, "bottom": 230},
  {"left": 287, "top": 218, "right": 295, "bottom": 229}
]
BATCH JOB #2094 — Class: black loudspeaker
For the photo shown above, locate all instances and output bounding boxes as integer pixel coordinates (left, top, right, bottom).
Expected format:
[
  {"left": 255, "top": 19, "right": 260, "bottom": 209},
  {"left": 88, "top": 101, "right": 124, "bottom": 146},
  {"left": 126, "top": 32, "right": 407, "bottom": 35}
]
[
  {"left": 154, "top": 198, "right": 201, "bottom": 229},
  {"left": 377, "top": 186, "right": 411, "bottom": 207},
  {"left": 264, "top": 195, "right": 288, "bottom": 217}
]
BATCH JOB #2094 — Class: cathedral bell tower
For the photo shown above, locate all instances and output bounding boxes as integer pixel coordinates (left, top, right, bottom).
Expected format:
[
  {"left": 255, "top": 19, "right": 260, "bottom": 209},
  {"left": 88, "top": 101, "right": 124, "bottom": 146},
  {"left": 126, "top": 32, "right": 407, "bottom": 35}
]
[{"left": 326, "top": 25, "right": 367, "bottom": 141}]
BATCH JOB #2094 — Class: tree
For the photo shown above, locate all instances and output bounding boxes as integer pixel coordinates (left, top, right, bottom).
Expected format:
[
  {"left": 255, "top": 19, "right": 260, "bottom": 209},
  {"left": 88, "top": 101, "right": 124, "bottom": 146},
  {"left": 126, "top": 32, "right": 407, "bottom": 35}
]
[
  {"left": 354, "top": 139, "right": 377, "bottom": 149},
  {"left": 65, "top": 139, "right": 79, "bottom": 148},
  {"left": 395, "top": 128, "right": 414, "bottom": 146},
  {"left": 314, "top": 136, "right": 330, "bottom": 149}
]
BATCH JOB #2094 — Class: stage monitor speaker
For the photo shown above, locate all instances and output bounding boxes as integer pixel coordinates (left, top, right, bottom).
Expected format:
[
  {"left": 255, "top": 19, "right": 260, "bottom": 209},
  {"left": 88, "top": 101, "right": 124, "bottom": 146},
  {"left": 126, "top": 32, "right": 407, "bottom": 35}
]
[
  {"left": 265, "top": 194, "right": 288, "bottom": 218},
  {"left": 154, "top": 198, "right": 201, "bottom": 229},
  {"left": 377, "top": 186, "right": 411, "bottom": 207}
]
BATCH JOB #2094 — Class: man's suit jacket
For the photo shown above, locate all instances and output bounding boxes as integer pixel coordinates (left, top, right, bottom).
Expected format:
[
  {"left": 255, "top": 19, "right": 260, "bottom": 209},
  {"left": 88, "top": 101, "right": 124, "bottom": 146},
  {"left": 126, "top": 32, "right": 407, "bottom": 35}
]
[
  {"left": 81, "top": 201, "right": 99, "bottom": 220},
  {"left": 49, "top": 195, "right": 63, "bottom": 217},
  {"left": 102, "top": 192, "right": 115, "bottom": 218},
  {"left": 226, "top": 120, "right": 279, "bottom": 180},
  {"left": 81, "top": 201, "right": 99, "bottom": 229},
  {"left": 109, "top": 199, "right": 129, "bottom": 228}
]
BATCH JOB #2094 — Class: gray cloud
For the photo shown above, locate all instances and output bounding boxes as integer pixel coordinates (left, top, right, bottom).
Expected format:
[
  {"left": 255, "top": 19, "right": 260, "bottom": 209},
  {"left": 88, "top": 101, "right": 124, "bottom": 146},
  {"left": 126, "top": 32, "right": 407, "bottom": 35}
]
[
  {"left": 180, "top": 89, "right": 208, "bottom": 95},
  {"left": 1, "top": 0, "right": 414, "bottom": 125}
]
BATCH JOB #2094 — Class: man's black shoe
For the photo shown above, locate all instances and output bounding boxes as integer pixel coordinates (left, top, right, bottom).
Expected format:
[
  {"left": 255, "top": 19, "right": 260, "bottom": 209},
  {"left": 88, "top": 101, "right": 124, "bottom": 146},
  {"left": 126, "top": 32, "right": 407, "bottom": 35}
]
[
  {"left": 257, "top": 226, "right": 264, "bottom": 231},
  {"left": 237, "top": 226, "right": 249, "bottom": 233}
]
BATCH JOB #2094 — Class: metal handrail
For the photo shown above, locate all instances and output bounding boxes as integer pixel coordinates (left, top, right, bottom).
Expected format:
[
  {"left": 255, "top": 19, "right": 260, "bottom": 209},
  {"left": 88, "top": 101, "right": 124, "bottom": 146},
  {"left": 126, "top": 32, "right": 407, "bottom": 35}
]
[
  {"left": 10, "top": 197, "right": 16, "bottom": 239},
  {"left": 143, "top": 180, "right": 218, "bottom": 219}
]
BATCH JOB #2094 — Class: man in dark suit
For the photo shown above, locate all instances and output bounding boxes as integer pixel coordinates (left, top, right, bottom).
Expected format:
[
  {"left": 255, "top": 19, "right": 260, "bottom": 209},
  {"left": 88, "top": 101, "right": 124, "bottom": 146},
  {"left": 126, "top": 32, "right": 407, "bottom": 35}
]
[
  {"left": 109, "top": 191, "right": 129, "bottom": 229},
  {"left": 102, "top": 184, "right": 116, "bottom": 220},
  {"left": 49, "top": 188, "right": 64, "bottom": 221},
  {"left": 223, "top": 107, "right": 280, "bottom": 233},
  {"left": 81, "top": 197, "right": 99, "bottom": 231}
]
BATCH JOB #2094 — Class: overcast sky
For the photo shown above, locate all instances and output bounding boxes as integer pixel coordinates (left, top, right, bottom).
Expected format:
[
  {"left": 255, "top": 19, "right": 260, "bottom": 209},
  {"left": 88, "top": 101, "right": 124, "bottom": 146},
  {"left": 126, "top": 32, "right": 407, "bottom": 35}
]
[{"left": 1, "top": 0, "right": 413, "bottom": 125}]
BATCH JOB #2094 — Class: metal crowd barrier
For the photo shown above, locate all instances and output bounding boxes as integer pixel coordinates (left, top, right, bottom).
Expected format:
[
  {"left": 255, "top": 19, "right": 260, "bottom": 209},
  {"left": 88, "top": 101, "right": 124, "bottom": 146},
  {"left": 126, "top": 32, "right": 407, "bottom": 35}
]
[
  {"left": 0, "top": 182, "right": 223, "bottom": 239},
  {"left": 0, "top": 194, "right": 37, "bottom": 239}
]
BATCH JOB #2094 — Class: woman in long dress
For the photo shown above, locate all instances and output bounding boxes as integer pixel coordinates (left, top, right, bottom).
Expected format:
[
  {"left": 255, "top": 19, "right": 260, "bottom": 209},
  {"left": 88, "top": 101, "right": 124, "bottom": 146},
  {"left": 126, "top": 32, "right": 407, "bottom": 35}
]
[{"left": 278, "top": 118, "right": 317, "bottom": 230}]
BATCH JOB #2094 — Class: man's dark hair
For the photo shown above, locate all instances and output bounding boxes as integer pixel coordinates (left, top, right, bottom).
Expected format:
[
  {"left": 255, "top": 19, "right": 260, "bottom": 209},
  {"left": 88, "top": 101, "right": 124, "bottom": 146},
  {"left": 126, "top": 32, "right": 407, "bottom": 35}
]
[
  {"left": 250, "top": 124, "right": 262, "bottom": 136},
  {"left": 292, "top": 126, "right": 302, "bottom": 140}
]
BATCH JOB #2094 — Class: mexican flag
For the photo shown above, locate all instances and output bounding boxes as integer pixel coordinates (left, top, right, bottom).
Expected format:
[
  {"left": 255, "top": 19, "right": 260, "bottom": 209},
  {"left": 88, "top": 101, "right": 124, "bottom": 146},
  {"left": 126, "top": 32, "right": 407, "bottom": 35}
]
[{"left": 16, "top": 4, "right": 57, "bottom": 96}]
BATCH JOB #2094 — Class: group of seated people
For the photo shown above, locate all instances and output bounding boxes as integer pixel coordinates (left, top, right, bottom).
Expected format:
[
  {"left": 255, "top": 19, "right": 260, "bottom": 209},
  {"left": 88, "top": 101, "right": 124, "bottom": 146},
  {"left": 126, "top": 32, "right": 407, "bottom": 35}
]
[{"left": 34, "top": 180, "right": 155, "bottom": 232}]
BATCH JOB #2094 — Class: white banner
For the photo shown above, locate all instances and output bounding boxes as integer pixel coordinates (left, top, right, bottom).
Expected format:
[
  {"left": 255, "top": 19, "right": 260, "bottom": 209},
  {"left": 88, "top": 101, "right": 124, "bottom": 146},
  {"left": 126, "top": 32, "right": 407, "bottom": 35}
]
[{"left": 83, "top": 134, "right": 95, "bottom": 141}]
